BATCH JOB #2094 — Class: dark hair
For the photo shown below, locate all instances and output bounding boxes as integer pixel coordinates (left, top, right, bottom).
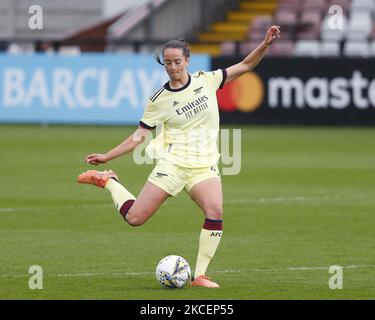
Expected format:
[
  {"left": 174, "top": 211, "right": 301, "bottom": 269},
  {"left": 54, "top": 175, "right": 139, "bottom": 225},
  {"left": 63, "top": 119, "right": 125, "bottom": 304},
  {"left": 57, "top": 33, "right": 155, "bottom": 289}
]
[{"left": 155, "top": 38, "right": 190, "bottom": 66}]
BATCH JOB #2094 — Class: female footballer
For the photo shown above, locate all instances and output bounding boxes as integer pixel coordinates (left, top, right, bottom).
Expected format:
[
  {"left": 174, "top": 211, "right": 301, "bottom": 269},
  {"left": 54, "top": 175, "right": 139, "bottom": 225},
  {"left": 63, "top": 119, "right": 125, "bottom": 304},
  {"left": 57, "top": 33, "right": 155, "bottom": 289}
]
[{"left": 77, "top": 25, "right": 280, "bottom": 288}]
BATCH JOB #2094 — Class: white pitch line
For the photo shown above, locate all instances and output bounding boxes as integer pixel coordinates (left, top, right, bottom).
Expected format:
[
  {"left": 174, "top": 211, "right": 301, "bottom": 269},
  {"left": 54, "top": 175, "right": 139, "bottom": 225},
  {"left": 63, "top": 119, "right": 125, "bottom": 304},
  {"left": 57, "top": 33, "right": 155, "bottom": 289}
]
[
  {"left": 0, "top": 271, "right": 152, "bottom": 278},
  {"left": 226, "top": 194, "right": 367, "bottom": 204},
  {"left": 1, "top": 265, "right": 373, "bottom": 279},
  {"left": 226, "top": 196, "right": 311, "bottom": 204},
  {"left": 0, "top": 194, "right": 367, "bottom": 213},
  {"left": 0, "top": 204, "right": 113, "bottom": 213},
  {"left": 215, "top": 265, "right": 373, "bottom": 273},
  {"left": 56, "top": 271, "right": 152, "bottom": 277},
  {"left": 0, "top": 208, "right": 16, "bottom": 212}
]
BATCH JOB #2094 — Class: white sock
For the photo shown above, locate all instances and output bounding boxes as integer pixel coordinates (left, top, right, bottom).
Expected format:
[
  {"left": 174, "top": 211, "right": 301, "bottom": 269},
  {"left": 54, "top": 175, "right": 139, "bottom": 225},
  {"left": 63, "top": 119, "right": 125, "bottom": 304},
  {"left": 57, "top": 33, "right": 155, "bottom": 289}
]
[
  {"left": 194, "top": 227, "right": 223, "bottom": 278},
  {"left": 104, "top": 178, "right": 135, "bottom": 213}
]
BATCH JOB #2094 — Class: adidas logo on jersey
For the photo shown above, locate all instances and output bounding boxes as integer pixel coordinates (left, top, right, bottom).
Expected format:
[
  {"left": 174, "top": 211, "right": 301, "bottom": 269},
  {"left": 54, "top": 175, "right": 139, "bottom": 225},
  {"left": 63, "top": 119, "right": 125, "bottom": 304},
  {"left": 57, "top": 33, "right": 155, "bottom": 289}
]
[{"left": 173, "top": 101, "right": 179, "bottom": 107}]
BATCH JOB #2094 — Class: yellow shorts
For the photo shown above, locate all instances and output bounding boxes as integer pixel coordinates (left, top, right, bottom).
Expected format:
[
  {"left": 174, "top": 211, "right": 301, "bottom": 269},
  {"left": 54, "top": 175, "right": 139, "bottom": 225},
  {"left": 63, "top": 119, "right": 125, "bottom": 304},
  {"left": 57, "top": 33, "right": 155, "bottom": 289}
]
[{"left": 148, "top": 159, "right": 221, "bottom": 197}]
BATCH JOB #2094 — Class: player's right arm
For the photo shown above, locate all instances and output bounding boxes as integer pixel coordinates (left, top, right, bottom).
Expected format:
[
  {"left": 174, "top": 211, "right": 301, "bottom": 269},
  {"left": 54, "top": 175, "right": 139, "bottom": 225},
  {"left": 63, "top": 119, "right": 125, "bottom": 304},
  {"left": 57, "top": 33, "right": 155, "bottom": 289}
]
[
  {"left": 86, "top": 93, "right": 162, "bottom": 165},
  {"left": 85, "top": 126, "right": 151, "bottom": 165}
]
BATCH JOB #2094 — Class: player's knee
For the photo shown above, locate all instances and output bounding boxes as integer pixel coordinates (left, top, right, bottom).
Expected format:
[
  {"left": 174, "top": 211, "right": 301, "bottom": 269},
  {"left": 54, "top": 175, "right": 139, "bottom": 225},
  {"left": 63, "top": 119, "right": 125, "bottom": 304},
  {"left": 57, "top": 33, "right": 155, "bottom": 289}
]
[
  {"left": 204, "top": 205, "right": 223, "bottom": 220},
  {"left": 125, "top": 213, "right": 145, "bottom": 227},
  {"left": 125, "top": 209, "right": 145, "bottom": 227}
]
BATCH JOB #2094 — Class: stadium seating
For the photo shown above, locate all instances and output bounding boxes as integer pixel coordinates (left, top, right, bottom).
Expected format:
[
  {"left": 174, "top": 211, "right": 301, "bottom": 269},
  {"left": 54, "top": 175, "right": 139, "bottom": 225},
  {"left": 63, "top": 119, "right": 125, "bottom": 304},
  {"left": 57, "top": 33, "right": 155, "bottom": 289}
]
[
  {"left": 249, "top": 16, "right": 274, "bottom": 39},
  {"left": 58, "top": 46, "right": 81, "bottom": 55},
  {"left": 193, "top": 0, "right": 277, "bottom": 56},
  {"left": 216, "top": 0, "right": 375, "bottom": 57},
  {"left": 267, "top": 40, "right": 295, "bottom": 56},
  {"left": 319, "top": 41, "right": 341, "bottom": 56},
  {"left": 6, "top": 42, "right": 35, "bottom": 54},
  {"left": 240, "top": 41, "right": 264, "bottom": 56},
  {"left": 351, "top": 0, "right": 375, "bottom": 12},
  {"left": 343, "top": 40, "right": 370, "bottom": 56},
  {"left": 296, "top": 11, "right": 322, "bottom": 39},
  {"left": 370, "top": 40, "right": 375, "bottom": 56},
  {"left": 293, "top": 40, "right": 341, "bottom": 57},
  {"left": 294, "top": 40, "right": 320, "bottom": 56},
  {"left": 220, "top": 41, "right": 237, "bottom": 56},
  {"left": 301, "top": 0, "right": 326, "bottom": 12},
  {"left": 346, "top": 11, "right": 373, "bottom": 40},
  {"left": 277, "top": 0, "right": 302, "bottom": 11},
  {"left": 3, "top": 0, "right": 374, "bottom": 57}
]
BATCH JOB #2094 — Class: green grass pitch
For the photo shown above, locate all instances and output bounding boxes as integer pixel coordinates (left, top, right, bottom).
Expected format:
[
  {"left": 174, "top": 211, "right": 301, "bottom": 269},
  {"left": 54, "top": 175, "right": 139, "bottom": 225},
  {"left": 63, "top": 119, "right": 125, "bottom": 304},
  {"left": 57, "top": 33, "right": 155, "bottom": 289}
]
[{"left": 0, "top": 124, "right": 374, "bottom": 299}]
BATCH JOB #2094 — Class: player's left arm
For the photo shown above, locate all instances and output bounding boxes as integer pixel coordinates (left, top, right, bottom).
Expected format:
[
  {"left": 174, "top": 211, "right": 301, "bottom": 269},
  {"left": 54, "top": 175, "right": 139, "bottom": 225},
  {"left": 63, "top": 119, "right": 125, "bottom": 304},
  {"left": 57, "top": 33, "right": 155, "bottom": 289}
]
[{"left": 224, "top": 25, "right": 280, "bottom": 84}]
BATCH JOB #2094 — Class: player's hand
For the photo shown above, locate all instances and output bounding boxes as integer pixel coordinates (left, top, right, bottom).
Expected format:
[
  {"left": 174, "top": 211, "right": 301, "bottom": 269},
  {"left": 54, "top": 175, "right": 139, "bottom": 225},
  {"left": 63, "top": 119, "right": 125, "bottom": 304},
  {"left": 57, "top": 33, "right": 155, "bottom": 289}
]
[
  {"left": 85, "top": 153, "right": 108, "bottom": 166},
  {"left": 264, "top": 25, "right": 281, "bottom": 46}
]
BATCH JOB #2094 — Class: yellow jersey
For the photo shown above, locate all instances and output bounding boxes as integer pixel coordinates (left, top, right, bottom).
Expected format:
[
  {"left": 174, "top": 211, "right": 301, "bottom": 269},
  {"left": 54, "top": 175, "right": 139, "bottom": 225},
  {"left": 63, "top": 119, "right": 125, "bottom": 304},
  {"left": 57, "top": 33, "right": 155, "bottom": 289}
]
[{"left": 140, "top": 69, "right": 226, "bottom": 168}]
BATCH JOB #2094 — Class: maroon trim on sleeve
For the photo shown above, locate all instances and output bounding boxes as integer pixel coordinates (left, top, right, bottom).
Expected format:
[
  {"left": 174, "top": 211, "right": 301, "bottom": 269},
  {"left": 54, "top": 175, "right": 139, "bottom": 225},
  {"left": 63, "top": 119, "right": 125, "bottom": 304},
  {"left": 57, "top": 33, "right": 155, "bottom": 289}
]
[
  {"left": 219, "top": 69, "right": 227, "bottom": 89},
  {"left": 139, "top": 121, "right": 155, "bottom": 130}
]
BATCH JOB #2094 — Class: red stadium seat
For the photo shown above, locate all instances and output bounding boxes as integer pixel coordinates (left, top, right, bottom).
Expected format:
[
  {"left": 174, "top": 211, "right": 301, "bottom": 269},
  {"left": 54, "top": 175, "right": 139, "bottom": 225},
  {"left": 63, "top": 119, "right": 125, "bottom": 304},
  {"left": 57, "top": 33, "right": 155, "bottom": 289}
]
[
  {"left": 248, "top": 28, "right": 266, "bottom": 41},
  {"left": 220, "top": 41, "right": 236, "bottom": 56},
  {"left": 274, "top": 9, "right": 298, "bottom": 27},
  {"left": 240, "top": 41, "right": 269, "bottom": 57},
  {"left": 296, "top": 11, "right": 322, "bottom": 39},
  {"left": 274, "top": 9, "right": 298, "bottom": 40},
  {"left": 248, "top": 16, "right": 274, "bottom": 42},
  {"left": 250, "top": 16, "right": 274, "bottom": 32},
  {"left": 277, "top": 0, "right": 303, "bottom": 10},
  {"left": 301, "top": 0, "right": 326, "bottom": 13},
  {"left": 267, "top": 40, "right": 294, "bottom": 56}
]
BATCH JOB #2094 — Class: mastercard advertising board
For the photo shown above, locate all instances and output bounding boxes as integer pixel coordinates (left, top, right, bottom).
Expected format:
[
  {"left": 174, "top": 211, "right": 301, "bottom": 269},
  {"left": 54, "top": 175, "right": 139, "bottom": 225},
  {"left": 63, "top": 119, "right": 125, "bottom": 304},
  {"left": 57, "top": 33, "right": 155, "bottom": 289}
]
[{"left": 214, "top": 57, "right": 375, "bottom": 125}]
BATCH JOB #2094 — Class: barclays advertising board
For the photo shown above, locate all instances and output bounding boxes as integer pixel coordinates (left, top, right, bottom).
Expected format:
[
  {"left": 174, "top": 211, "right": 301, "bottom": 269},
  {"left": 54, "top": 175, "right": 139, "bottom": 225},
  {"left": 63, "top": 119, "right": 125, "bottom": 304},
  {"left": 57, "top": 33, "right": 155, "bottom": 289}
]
[{"left": 0, "top": 53, "right": 209, "bottom": 125}]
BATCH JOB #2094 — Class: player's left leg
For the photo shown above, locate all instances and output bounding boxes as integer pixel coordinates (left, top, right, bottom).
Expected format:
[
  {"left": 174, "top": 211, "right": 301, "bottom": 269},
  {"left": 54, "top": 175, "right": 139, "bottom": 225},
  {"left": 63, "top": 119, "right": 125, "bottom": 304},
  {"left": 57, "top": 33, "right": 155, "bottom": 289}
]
[{"left": 188, "top": 176, "right": 223, "bottom": 288}]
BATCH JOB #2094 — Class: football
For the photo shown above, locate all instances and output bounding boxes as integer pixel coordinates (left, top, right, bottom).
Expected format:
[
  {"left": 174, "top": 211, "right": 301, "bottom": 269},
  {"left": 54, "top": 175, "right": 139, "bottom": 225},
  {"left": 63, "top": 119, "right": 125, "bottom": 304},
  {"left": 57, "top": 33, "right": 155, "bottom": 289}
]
[{"left": 155, "top": 255, "right": 191, "bottom": 288}]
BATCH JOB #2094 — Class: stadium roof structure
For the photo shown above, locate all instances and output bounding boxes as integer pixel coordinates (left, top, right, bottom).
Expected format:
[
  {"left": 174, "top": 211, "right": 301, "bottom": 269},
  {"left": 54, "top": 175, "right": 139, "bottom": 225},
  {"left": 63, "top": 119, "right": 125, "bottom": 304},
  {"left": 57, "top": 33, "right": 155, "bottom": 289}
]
[
  {"left": 107, "top": 0, "right": 168, "bottom": 39},
  {"left": 56, "top": 11, "right": 126, "bottom": 52},
  {"left": 40, "top": 0, "right": 168, "bottom": 52}
]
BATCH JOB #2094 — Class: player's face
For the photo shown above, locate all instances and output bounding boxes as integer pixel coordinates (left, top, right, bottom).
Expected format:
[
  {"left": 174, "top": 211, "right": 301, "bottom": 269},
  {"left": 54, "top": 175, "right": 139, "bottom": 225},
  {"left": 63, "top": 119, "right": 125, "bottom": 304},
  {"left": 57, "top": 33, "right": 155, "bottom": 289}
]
[{"left": 163, "top": 48, "right": 189, "bottom": 82}]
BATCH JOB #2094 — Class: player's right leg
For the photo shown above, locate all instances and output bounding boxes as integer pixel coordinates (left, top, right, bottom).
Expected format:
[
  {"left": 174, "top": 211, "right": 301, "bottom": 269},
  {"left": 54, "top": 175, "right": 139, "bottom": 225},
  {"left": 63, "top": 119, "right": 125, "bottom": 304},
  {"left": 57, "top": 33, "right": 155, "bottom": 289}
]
[{"left": 77, "top": 170, "right": 170, "bottom": 226}]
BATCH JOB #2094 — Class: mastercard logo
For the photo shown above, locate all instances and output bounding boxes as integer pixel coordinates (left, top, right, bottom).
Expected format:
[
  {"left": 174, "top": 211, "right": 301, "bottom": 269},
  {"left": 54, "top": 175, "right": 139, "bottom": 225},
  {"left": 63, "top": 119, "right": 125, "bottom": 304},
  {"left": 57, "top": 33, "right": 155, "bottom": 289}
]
[{"left": 217, "top": 72, "right": 264, "bottom": 112}]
